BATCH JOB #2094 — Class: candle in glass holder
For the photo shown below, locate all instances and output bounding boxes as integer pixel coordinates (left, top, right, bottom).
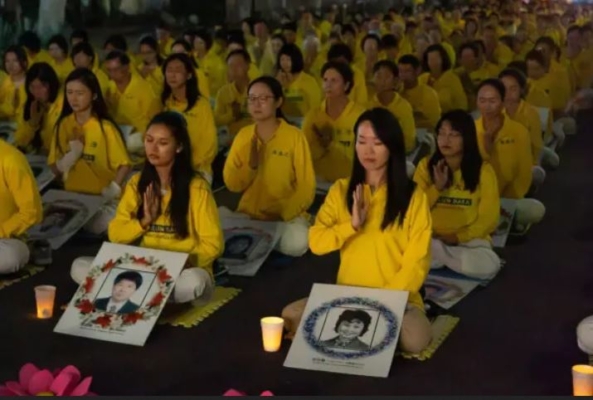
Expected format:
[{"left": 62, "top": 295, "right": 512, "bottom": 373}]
[
  {"left": 573, "top": 365, "right": 593, "bottom": 396},
  {"left": 34, "top": 285, "right": 56, "bottom": 319},
  {"left": 261, "top": 317, "right": 284, "bottom": 352}
]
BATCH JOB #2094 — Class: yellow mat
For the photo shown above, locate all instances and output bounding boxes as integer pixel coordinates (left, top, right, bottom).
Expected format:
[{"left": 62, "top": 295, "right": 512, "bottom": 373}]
[
  {"left": 159, "top": 287, "right": 241, "bottom": 328},
  {"left": 401, "top": 315, "right": 460, "bottom": 361},
  {"left": 0, "top": 265, "right": 45, "bottom": 291}
]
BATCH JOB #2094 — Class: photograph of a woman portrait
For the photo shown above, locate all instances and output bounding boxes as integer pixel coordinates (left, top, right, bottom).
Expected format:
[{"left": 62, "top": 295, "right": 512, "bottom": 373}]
[
  {"left": 39, "top": 205, "right": 78, "bottom": 236},
  {"left": 222, "top": 233, "right": 263, "bottom": 261},
  {"left": 94, "top": 271, "right": 143, "bottom": 314},
  {"left": 319, "top": 309, "right": 373, "bottom": 351}
]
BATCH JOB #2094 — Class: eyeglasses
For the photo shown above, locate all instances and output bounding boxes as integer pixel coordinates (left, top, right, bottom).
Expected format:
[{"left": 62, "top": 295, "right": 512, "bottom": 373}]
[{"left": 247, "top": 95, "right": 275, "bottom": 104}]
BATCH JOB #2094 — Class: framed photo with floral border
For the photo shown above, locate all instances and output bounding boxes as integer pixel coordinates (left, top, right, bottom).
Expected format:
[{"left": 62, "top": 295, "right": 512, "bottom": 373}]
[
  {"left": 284, "top": 283, "right": 408, "bottom": 378},
  {"left": 54, "top": 242, "right": 187, "bottom": 346}
]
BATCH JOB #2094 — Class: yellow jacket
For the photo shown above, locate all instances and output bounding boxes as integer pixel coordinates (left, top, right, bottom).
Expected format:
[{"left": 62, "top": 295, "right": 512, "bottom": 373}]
[
  {"left": 349, "top": 64, "right": 369, "bottom": 107},
  {"left": 507, "top": 100, "right": 543, "bottom": 165},
  {"left": 529, "top": 72, "right": 570, "bottom": 113},
  {"left": 309, "top": 179, "right": 432, "bottom": 310},
  {"left": 367, "top": 92, "right": 416, "bottom": 153},
  {"left": 50, "top": 59, "right": 75, "bottom": 84},
  {"left": 282, "top": 72, "right": 322, "bottom": 118},
  {"left": 0, "top": 78, "right": 26, "bottom": 121},
  {"left": 197, "top": 51, "right": 227, "bottom": 98},
  {"left": 108, "top": 174, "right": 223, "bottom": 274},
  {"left": 14, "top": 95, "right": 64, "bottom": 152},
  {"left": 419, "top": 69, "right": 468, "bottom": 112},
  {"left": 214, "top": 82, "right": 252, "bottom": 138},
  {"left": 0, "top": 140, "right": 43, "bottom": 238},
  {"left": 414, "top": 158, "right": 500, "bottom": 242},
  {"left": 223, "top": 119, "right": 316, "bottom": 221},
  {"left": 400, "top": 83, "right": 442, "bottom": 130}
]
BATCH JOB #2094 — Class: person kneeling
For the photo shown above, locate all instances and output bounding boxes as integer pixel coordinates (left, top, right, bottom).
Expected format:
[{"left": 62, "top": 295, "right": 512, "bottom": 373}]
[
  {"left": 0, "top": 140, "right": 43, "bottom": 274},
  {"left": 414, "top": 110, "right": 501, "bottom": 280},
  {"left": 222, "top": 76, "right": 316, "bottom": 257},
  {"left": 283, "top": 108, "right": 433, "bottom": 354},
  {"left": 71, "top": 112, "right": 224, "bottom": 304}
]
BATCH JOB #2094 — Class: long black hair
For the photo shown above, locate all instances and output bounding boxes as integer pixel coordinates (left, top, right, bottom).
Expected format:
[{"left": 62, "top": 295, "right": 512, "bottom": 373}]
[
  {"left": 429, "top": 110, "right": 482, "bottom": 193},
  {"left": 54, "top": 68, "right": 122, "bottom": 155},
  {"left": 161, "top": 53, "right": 200, "bottom": 112},
  {"left": 136, "top": 111, "right": 195, "bottom": 239},
  {"left": 247, "top": 76, "right": 287, "bottom": 121},
  {"left": 347, "top": 108, "right": 415, "bottom": 229}
]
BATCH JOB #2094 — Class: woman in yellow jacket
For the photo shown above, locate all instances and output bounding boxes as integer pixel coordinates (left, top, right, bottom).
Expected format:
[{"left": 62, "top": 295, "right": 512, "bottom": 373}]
[
  {"left": 419, "top": 44, "right": 468, "bottom": 112},
  {"left": 70, "top": 111, "right": 224, "bottom": 305},
  {"left": 48, "top": 68, "right": 132, "bottom": 235},
  {"left": 0, "top": 140, "right": 43, "bottom": 274},
  {"left": 302, "top": 61, "right": 366, "bottom": 183},
  {"left": 194, "top": 29, "right": 228, "bottom": 101},
  {"left": 170, "top": 39, "right": 211, "bottom": 100},
  {"left": 283, "top": 108, "right": 433, "bottom": 354},
  {"left": 414, "top": 110, "right": 501, "bottom": 280},
  {"left": 474, "top": 79, "right": 546, "bottom": 232},
  {"left": 0, "top": 46, "right": 28, "bottom": 122},
  {"left": 222, "top": 76, "right": 315, "bottom": 257},
  {"left": 47, "top": 35, "right": 74, "bottom": 85},
  {"left": 276, "top": 43, "right": 322, "bottom": 125},
  {"left": 70, "top": 42, "right": 110, "bottom": 95},
  {"left": 13, "top": 62, "right": 63, "bottom": 154},
  {"left": 162, "top": 53, "right": 217, "bottom": 184},
  {"left": 136, "top": 36, "right": 164, "bottom": 97}
]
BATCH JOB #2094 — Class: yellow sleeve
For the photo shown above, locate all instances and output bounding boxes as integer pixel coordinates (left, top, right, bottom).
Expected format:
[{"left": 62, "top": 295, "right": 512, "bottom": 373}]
[
  {"left": 13, "top": 116, "right": 36, "bottom": 149},
  {"left": 449, "top": 72, "right": 468, "bottom": 111},
  {"left": 302, "top": 110, "right": 325, "bottom": 161},
  {"left": 527, "top": 107, "right": 543, "bottom": 165},
  {"left": 350, "top": 69, "right": 368, "bottom": 106},
  {"left": 104, "top": 122, "right": 132, "bottom": 170},
  {"left": 107, "top": 175, "right": 146, "bottom": 243},
  {"left": 279, "top": 132, "right": 316, "bottom": 221},
  {"left": 412, "top": 158, "right": 440, "bottom": 207},
  {"left": 0, "top": 156, "right": 43, "bottom": 238},
  {"left": 196, "top": 68, "right": 211, "bottom": 99},
  {"left": 214, "top": 87, "right": 234, "bottom": 127},
  {"left": 386, "top": 188, "right": 432, "bottom": 293},
  {"left": 190, "top": 182, "right": 225, "bottom": 269},
  {"left": 308, "top": 180, "right": 358, "bottom": 255},
  {"left": 191, "top": 101, "right": 218, "bottom": 173},
  {"left": 456, "top": 164, "right": 500, "bottom": 243},
  {"left": 222, "top": 129, "right": 257, "bottom": 192},
  {"left": 507, "top": 126, "right": 533, "bottom": 199}
]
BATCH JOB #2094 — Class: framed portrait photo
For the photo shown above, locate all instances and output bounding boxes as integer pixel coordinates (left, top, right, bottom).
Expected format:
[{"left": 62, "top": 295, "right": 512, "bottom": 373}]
[
  {"left": 284, "top": 284, "right": 409, "bottom": 378},
  {"left": 54, "top": 242, "right": 187, "bottom": 346}
]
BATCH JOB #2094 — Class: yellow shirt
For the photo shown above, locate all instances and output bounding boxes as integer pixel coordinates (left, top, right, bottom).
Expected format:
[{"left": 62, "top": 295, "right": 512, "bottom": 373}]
[
  {"left": 214, "top": 82, "right": 252, "bottom": 138},
  {"left": 400, "top": 83, "right": 442, "bottom": 130},
  {"left": 26, "top": 49, "right": 52, "bottom": 66},
  {"left": 475, "top": 116, "right": 532, "bottom": 199},
  {"left": 507, "top": 100, "right": 543, "bottom": 165},
  {"left": 0, "top": 140, "right": 43, "bottom": 238},
  {"left": 564, "top": 49, "right": 593, "bottom": 90},
  {"left": 282, "top": 72, "right": 322, "bottom": 118},
  {"left": 419, "top": 70, "right": 468, "bottom": 113},
  {"left": 165, "top": 96, "right": 217, "bottom": 177},
  {"left": 135, "top": 63, "right": 163, "bottom": 97},
  {"left": 195, "top": 68, "right": 211, "bottom": 99},
  {"left": 530, "top": 72, "right": 570, "bottom": 113},
  {"left": 48, "top": 115, "right": 131, "bottom": 195},
  {"left": 302, "top": 100, "right": 366, "bottom": 182},
  {"left": 413, "top": 158, "right": 499, "bottom": 243},
  {"left": 491, "top": 43, "right": 514, "bottom": 68},
  {"left": 223, "top": 119, "right": 316, "bottom": 221},
  {"left": 349, "top": 64, "right": 369, "bottom": 107},
  {"left": 14, "top": 95, "right": 64, "bottom": 152},
  {"left": 197, "top": 51, "right": 227, "bottom": 99},
  {"left": 93, "top": 67, "right": 110, "bottom": 97},
  {"left": 0, "top": 78, "right": 26, "bottom": 121},
  {"left": 108, "top": 173, "right": 223, "bottom": 274},
  {"left": 50, "top": 59, "right": 75, "bottom": 84},
  {"left": 158, "top": 37, "right": 175, "bottom": 59},
  {"left": 309, "top": 179, "right": 432, "bottom": 310},
  {"left": 367, "top": 92, "right": 416, "bottom": 153},
  {"left": 106, "top": 73, "right": 161, "bottom": 134}
]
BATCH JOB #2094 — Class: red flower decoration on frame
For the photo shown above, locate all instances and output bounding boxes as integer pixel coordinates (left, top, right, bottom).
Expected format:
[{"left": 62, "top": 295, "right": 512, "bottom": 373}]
[
  {"left": 93, "top": 315, "right": 112, "bottom": 328},
  {"left": 83, "top": 277, "right": 94, "bottom": 293},
  {"left": 122, "top": 312, "right": 144, "bottom": 325},
  {"left": 131, "top": 256, "right": 150, "bottom": 266},
  {"left": 157, "top": 269, "right": 171, "bottom": 283},
  {"left": 147, "top": 292, "right": 165, "bottom": 308},
  {"left": 76, "top": 299, "right": 95, "bottom": 314},
  {"left": 101, "top": 259, "right": 116, "bottom": 272}
]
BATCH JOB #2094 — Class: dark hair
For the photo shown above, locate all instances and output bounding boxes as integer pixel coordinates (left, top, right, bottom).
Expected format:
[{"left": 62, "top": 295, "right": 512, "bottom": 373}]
[
  {"left": 327, "top": 43, "right": 354, "bottom": 63},
  {"left": 476, "top": 78, "right": 506, "bottom": 100},
  {"left": 48, "top": 34, "right": 68, "bottom": 56},
  {"left": 161, "top": 53, "right": 200, "bottom": 111},
  {"left": 114, "top": 270, "right": 143, "bottom": 289},
  {"left": 271, "top": 33, "right": 287, "bottom": 48},
  {"left": 499, "top": 67, "right": 527, "bottom": 94},
  {"left": 373, "top": 59, "right": 398, "bottom": 77},
  {"left": 105, "top": 50, "right": 131, "bottom": 66},
  {"left": 334, "top": 309, "right": 372, "bottom": 336},
  {"left": 55, "top": 68, "right": 123, "bottom": 155},
  {"left": 341, "top": 24, "right": 356, "bottom": 37},
  {"left": 247, "top": 76, "right": 287, "bottom": 120},
  {"left": 103, "top": 34, "right": 128, "bottom": 52},
  {"left": 227, "top": 30, "right": 247, "bottom": 49},
  {"left": 195, "top": 29, "right": 213, "bottom": 51},
  {"left": 3, "top": 45, "right": 28, "bottom": 72},
  {"left": 535, "top": 36, "right": 556, "bottom": 51},
  {"left": 70, "top": 29, "right": 89, "bottom": 43},
  {"left": 459, "top": 42, "right": 479, "bottom": 58},
  {"left": 398, "top": 54, "right": 421, "bottom": 70},
  {"left": 321, "top": 61, "right": 354, "bottom": 94},
  {"left": 499, "top": 35, "right": 515, "bottom": 51},
  {"left": 23, "top": 62, "right": 60, "bottom": 150},
  {"left": 525, "top": 49, "right": 547, "bottom": 68},
  {"left": 18, "top": 31, "right": 41, "bottom": 53},
  {"left": 277, "top": 43, "right": 304, "bottom": 73},
  {"left": 482, "top": 24, "right": 497, "bottom": 34},
  {"left": 506, "top": 60, "right": 527, "bottom": 75},
  {"left": 347, "top": 108, "right": 415, "bottom": 229},
  {"left": 157, "top": 19, "right": 171, "bottom": 31},
  {"left": 381, "top": 34, "right": 399, "bottom": 49},
  {"left": 282, "top": 22, "right": 298, "bottom": 33},
  {"left": 136, "top": 112, "right": 195, "bottom": 239},
  {"left": 226, "top": 48, "right": 251, "bottom": 64},
  {"left": 429, "top": 110, "right": 482, "bottom": 193},
  {"left": 360, "top": 33, "right": 382, "bottom": 52},
  {"left": 423, "top": 44, "right": 452, "bottom": 72},
  {"left": 182, "top": 29, "right": 197, "bottom": 44},
  {"left": 71, "top": 42, "right": 96, "bottom": 65},
  {"left": 139, "top": 36, "right": 164, "bottom": 65}
]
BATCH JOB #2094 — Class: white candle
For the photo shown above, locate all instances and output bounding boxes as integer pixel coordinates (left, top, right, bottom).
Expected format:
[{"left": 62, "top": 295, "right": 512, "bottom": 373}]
[
  {"left": 34, "top": 285, "right": 56, "bottom": 319},
  {"left": 573, "top": 365, "right": 593, "bottom": 396},
  {"left": 261, "top": 317, "right": 284, "bottom": 352}
]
